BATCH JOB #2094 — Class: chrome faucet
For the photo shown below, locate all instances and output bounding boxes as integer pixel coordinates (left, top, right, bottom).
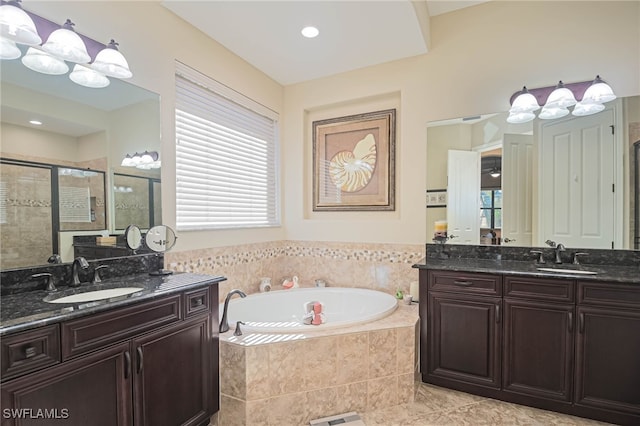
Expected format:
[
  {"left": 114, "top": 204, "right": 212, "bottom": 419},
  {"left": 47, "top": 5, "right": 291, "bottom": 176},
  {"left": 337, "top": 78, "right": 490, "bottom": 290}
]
[
  {"left": 219, "top": 289, "right": 247, "bottom": 333},
  {"left": 554, "top": 244, "right": 566, "bottom": 264},
  {"left": 71, "top": 257, "right": 89, "bottom": 287}
]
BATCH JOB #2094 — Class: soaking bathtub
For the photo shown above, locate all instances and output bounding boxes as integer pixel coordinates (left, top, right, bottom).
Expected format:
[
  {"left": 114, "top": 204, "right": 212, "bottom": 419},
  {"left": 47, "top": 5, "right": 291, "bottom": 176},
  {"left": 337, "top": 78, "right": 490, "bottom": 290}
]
[{"left": 223, "top": 287, "right": 398, "bottom": 333}]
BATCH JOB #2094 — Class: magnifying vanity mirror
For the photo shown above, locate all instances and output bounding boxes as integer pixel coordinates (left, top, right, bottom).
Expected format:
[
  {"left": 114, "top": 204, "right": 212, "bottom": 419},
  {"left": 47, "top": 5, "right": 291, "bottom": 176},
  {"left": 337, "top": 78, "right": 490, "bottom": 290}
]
[
  {"left": 0, "top": 48, "right": 161, "bottom": 270},
  {"left": 124, "top": 224, "right": 143, "bottom": 251},
  {"left": 145, "top": 225, "right": 177, "bottom": 276},
  {"left": 427, "top": 95, "right": 640, "bottom": 250}
]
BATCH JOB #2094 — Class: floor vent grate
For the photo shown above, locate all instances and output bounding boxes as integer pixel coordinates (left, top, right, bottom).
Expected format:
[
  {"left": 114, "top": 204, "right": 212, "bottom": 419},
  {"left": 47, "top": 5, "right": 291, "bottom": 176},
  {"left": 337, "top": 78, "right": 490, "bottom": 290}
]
[{"left": 309, "top": 412, "right": 365, "bottom": 426}]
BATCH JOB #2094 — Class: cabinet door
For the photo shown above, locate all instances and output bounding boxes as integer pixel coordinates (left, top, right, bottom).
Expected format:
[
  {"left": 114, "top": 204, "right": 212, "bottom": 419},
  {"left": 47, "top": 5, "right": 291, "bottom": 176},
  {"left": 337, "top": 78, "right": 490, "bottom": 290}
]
[
  {"left": 1, "top": 342, "right": 132, "bottom": 426},
  {"left": 503, "top": 299, "right": 574, "bottom": 402},
  {"left": 428, "top": 292, "right": 502, "bottom": 388},
  {"left": 132, "top": 317, "right": 211, "bottom": 426},
  {"left": 575, "top": 306, "right": 640, "bottom": 415}
]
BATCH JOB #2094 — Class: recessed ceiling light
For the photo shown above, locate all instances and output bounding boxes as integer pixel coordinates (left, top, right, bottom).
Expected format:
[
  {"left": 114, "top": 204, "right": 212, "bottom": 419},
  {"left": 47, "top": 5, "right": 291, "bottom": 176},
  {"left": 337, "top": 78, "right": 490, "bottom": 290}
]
[
  {"left": 301, "top": 26, "right": 319, "bottom": 38},
  {"left": 29, "top": 120, "right": 43, "bottom": 125}
]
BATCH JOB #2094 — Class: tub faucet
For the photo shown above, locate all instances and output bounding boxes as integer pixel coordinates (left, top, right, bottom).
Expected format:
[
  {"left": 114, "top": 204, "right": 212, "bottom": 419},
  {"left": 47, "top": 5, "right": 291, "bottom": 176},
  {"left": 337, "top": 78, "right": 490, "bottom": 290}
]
[
  {"left": 71, "top": 257, "right": 89, "bottom": 287},
  {"left": 219, "top": 289, "right": 247, "bottom": 333}
]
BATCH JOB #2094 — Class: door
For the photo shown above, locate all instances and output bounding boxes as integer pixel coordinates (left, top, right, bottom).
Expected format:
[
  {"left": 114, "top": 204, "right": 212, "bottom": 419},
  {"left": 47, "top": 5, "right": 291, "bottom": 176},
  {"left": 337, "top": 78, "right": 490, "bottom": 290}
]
[
  {"left": 0, "top": 342, "right": 131, "bottom": 426},
  {"left": 428, "top": 292, "right": 501, "bottom": 388},
  {"left": 447, "top": 150, "right": 480, "bottom": 244},
  {"left": 575, "top": 306, "right": 640, "bottom": 415},
  {"left": 502, "top": 134, "right": 533, "bottom": 246},
  {"left": 539, "top": 109, "right": 616, "bottom": 248},
  {"left": 503, "top": 299, "right": 574, "bottom": 402},
  {"left": 132, "top": 317, "right": 211, "bottom": 426}
]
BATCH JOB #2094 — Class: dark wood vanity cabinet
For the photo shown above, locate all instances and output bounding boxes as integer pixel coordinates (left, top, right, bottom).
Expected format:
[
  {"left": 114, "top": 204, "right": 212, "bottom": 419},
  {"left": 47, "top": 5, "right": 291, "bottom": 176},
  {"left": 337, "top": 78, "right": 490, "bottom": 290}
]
[
  {"left": 502, "top": 277, "right": 575, "bottom": 404},
  {"left": 574, "top": 281, "right": 640, "bottom": 419},
  {"left": 1, "top": 285, "right": 219, "bottom": 426},
  {"left": 420, "top": 269, "right": 640, "bottom": 425},
  {"left": 427, "top": 289, "right": 502, "bottom": 389}
]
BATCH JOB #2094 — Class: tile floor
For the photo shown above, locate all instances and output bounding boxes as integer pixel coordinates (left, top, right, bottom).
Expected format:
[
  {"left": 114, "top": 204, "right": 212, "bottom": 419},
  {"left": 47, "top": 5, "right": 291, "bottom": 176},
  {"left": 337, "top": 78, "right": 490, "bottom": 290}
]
[{"left": 359, "top": 382, "right": 612, "bottom": 426}]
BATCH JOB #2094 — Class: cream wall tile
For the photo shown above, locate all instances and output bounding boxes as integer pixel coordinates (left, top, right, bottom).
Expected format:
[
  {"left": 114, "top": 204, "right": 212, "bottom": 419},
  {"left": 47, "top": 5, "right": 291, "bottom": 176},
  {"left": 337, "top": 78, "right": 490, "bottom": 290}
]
[
  {"left": 368, "top": 328, "right": 397, "bottom": 378},
  {"left": 302, "top": 337, "right": 338, "bottom": 390},
  {"left": 398, "top": 373, "right": 415, "bottom": 404},
  {"left": 367, "top": 376, "right": 398, "bottom": 411},
  {"left": 396, "top": 326, "right": 416, "bottom": 374},
  {"left": 267, "top": 393, "right": 308, "bottom": 426},
  {"left": 219, "top": 342, "right": 246, "bottom": 400},
  {"left": 219, "top": 395, "right": 246, "bottom": 426},
  {"left": 336, "top": 332, "right": 369, "bottom": 385},
  {"left": 245, "top": 398, "right": 270, "bottom": 425},
  {"left": 245, "top": 345, "right": 271, "bottom": 400},
  {"left": 335, "top": 381, "right": 368, "bottom": 415},
  {"left": 268, "top": 341, "right": 307, "bottom": 395},
  {"left": 305, "top": 387, "right": 339, "bottom": 422}
]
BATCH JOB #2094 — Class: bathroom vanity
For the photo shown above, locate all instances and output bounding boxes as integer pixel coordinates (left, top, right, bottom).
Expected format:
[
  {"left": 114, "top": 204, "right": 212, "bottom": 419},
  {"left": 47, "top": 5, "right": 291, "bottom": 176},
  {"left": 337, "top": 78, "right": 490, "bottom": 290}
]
[
  {"left": 0, "top": 272, "right": 225, "bottom": 426},
  {"left": 415, "top": 246, "right": 640, "bottom": 426}
]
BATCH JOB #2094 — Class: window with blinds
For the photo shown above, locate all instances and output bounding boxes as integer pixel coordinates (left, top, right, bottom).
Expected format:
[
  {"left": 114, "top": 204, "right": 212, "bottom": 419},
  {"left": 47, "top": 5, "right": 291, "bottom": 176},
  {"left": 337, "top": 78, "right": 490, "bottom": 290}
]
[{"left": 175, "top": 62, "right": 280, "bottom": 230}]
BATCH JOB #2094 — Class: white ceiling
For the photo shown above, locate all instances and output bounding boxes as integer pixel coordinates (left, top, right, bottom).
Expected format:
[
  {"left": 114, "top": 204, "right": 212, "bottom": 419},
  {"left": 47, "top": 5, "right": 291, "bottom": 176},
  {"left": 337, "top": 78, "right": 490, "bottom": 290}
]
[{"left": 162, "top": 1, "right": 489, "bottom": 85}]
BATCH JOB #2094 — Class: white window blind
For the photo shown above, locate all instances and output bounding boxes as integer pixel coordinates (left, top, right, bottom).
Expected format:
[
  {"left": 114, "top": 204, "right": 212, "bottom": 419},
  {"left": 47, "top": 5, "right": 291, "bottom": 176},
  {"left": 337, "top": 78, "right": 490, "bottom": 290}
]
[{"left": 175, "top": 62, "right": 280, "bottom": 231}]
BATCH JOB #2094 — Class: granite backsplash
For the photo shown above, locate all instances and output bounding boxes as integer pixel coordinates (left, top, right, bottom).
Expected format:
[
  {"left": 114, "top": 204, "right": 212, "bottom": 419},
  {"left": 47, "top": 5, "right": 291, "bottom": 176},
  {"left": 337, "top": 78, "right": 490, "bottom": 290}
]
[{"left": 0, "top": 253, "right": 163, "bottom": 296}]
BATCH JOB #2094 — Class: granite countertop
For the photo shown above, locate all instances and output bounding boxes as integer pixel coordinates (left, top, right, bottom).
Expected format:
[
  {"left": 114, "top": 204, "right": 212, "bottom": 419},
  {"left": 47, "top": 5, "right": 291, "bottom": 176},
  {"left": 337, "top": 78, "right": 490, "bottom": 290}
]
[
  {"left": 0, "top": 272, "right": 226, "bottom": 336},
  {"left": 413, "top": 258, "right": 640, "bottom": 284}
]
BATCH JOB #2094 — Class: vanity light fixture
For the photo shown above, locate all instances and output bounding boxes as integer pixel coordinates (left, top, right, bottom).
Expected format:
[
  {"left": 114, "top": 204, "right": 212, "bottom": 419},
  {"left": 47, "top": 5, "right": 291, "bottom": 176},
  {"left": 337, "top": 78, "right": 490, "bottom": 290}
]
[
  {"left": 508, "top": 76, "right": 616, "bottom": 124},
  {"left": 301, "top": 26, "right": 319, "bottom": 38},
  {"left": 41, "top": 19, "right": 90, "bottom": 64},
  {"left": 69, "top": 63, "right": 110, "bottom": 88},
  {"left": 121, "top": 151, "right": 161, "bottom": 169},
  {"left": 0, "top": 1, "right": 132, "bottom": 88},
  {"left": 0, "top": 0, "right": 41, "bottom": 46},
  {"left": 0, "top": 36, "right": 21, "bottom": 59}
]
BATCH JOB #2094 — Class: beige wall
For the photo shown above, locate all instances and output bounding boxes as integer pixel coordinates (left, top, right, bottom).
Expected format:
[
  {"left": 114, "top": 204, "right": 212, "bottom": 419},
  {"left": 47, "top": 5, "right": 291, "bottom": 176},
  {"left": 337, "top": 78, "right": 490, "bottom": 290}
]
[
  {"left": 283, "top": 0, "right": 640, "bottom": 245},
  {"left": 21, "top": 1, "right": 640, "bottom": 252}
]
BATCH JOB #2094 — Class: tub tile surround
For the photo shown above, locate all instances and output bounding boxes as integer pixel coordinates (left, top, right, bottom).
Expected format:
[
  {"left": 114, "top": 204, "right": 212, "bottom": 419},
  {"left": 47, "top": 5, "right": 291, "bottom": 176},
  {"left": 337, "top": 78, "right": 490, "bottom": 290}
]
[
  {"left": 218, "top": 304, "right": 419, "bottom": 426},
  {"left": 166, "top": 240, "right": 423, "bottom": 302}
]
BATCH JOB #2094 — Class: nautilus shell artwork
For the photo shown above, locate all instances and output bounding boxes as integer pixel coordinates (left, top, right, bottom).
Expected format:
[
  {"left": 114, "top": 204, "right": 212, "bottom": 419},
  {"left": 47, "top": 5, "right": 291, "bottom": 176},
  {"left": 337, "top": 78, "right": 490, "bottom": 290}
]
[{"left": 329, "top": 133, "right": 377, "bottom": 192}]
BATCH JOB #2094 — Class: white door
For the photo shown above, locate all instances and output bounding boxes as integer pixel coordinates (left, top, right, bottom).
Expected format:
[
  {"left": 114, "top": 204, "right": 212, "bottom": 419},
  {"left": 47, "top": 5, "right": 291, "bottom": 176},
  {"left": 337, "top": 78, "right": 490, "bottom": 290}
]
[
  {"left": 502, "top": 134, "right": 533, "bottom": 246},
  {"left": 447, "top": 150, "right": 480, "bottom": 244},
  {"left": 539, "top": 109, "right": 615, "bottom": 249}
]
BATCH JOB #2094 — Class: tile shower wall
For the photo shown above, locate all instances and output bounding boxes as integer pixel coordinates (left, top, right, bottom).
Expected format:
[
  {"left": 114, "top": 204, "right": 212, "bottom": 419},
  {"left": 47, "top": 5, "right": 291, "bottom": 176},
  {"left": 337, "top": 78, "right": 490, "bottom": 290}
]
[{"left": 165, "top": 240, "right": 424, "bottom": 302}]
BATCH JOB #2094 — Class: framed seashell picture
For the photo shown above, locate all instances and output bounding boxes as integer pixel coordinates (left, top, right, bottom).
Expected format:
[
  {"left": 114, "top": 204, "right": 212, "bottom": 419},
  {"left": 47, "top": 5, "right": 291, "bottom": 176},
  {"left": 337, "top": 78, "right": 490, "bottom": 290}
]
[{"left": 313, "top": 109, "right": 396, "bottom": 211}]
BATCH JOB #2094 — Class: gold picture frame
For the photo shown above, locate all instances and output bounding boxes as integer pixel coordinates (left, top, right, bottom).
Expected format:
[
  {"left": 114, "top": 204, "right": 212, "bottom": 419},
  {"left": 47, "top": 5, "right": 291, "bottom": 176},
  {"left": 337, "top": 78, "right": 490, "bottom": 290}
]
[{"left": 313, "top": 109, "right": 396, "bottom": 211}]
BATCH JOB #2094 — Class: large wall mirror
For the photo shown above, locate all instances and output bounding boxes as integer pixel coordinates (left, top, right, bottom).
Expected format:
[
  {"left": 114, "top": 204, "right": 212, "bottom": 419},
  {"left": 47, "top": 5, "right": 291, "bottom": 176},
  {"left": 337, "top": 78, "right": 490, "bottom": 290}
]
[
  {"left": 0, "top": 54, "right": 161, "bottom": 270},
  {"left": 427, "top": 95, "right": 640, "bottom": 250}
]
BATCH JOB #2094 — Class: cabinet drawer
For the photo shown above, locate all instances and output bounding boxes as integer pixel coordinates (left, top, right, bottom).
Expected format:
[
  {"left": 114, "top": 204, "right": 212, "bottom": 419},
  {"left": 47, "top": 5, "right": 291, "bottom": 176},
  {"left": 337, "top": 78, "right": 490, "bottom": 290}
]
[
  {"left": 185, "top": 287, "right": 210, "bottom": 318},
  {"left": 62, "top": 294, "right": 182, "bottom": 360},
  {"left": 428, "top": 270, "right": 502, "bottom": 296},
  {"left": 1, "top": 324, "right": 60, "bottom": 381},
  {"left": 504, "top": 276, "right": 575, "bottom": 303},
  {"left": 578, "top": 281, "right": 640, "bottom": 309}
]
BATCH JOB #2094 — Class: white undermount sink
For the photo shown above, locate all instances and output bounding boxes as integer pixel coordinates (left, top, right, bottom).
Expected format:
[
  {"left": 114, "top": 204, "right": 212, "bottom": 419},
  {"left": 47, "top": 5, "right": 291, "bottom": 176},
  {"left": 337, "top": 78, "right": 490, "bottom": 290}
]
[
  {"left": 46, "top": 287, "right": 143, "bottom": 304},
  {"left": 537, "top": 267, "right": 598, "bottom": 275}
]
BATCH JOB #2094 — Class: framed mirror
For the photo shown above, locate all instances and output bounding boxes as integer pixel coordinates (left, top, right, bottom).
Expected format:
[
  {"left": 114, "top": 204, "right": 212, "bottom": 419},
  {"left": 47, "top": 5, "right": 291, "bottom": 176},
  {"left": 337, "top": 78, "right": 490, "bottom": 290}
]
[
  {"left": 0, "top": 49, "right": 161, "bottom": 270},
  {"left": 426, "top": 95, "right": 640, "bottom": 250}
]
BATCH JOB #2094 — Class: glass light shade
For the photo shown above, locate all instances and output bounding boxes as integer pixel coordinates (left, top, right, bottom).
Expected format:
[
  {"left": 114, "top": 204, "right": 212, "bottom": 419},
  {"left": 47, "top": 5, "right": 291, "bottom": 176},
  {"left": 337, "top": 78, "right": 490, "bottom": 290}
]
[
  {"left": 121, "top": 154, "right": 135, "bottom": 167},
  {"left": 69, "top": 64, "right": 110, "bottom": 88},
  {"left": 507, "top": 111, "right": 535, "bottom": 124},
  {"left": 545, "top": 82, "right": 577, "bottom": 108},
  {"left": 581, "top": 76, "right": 616, "bottom": 104},
  {"left": 21, "top": 47, "right": 68, "bottom": 74},
  {"left": 92, "top": 40, "right": 132, "bottom": 79},
  {"left": 510, "top": 87, "right": 540, "bottom": 113},
  {"left": 0, "top": 2, "right": 41, "bottom": 46},
  {"left": 539, "top": 106, "right": 570, "bottom": 120},
  {"left": 490, "top": 170, "right": 501, "bottom": 178},
  {"left": 572, "top": 102, "right": 605, "bottom": 117},
  {"left": 42, "top": 20, "right": 90, "bottom": 64},
  {"left": 139, "top": 152, "right": 154, "bottom": 164},
  {"left": 0, "top": 37, "right": 21, "bottom": 59}
]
